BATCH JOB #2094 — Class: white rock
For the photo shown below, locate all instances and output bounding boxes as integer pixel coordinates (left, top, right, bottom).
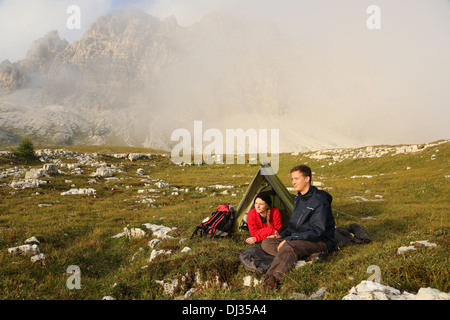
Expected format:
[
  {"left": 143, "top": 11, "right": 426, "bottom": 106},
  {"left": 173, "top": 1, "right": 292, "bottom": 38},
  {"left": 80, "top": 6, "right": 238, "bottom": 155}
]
[
  {"left": 243, "top": 276, "right": 260, "bottom": 287},
  {"left": 410, "top": 240, "right": 437, "bottom": 248},
  {"left": 11, "top": 179, "right": 46, "bottom": 189},
  {"left": 155, "top": 181, "right": 170, "bottom": 188},
  {"left": 111, "top": 232, "right": 126, "bottom": 239},
  {"left": 123, "top": 227, "right": 146, "bottom": 239},
  {"left": 310, "top": 287, "right": 328, "bottom": 300},
  {"left": 142, "top": 223, "right": 176, "bottom": 239},
  {"left": 148, "top": 238, "right": 162, "bottom": 249},
  {"left": 295, "top": 260, "right": 311, "bottom": 269},
  {"left": 25, "top": 236, "right": 40, "bottom": 244},
  {"left": 148, "top": 249, "right": 172, "bottom": 262},
  {"left": 397, "top": 246, "right": 416, "bottom": 255},
  {"left": 243, "top": 276, "right": 253, "bottom": 287},
  {"left": 8, "top": 244, "right": 40, "bottom": 256},
  {"left": 128, "top": 153, "right": 145, "bottom": 161},
  {"left": 61, "top": 188, "right": 96, "bottom": 196},
  {"left": 343, "top": 281, "right": 449, "bottom": 300},
  {"left": 102, "top": 296, "right": 115, "bottom": 300},
  {"left": 415, "top": 288, "right": 450, "bottom": 300},
  {"left": 181, "top": 247, "right": 191, "bottom": 253},
  {"left": 343, "top": 281, "right": 401, "bottom": 300},
  {"left": 30, "top": 253, "right": 45, "bottom": 263},
  {"left": 92, "top": 167, "right": 113, "bottom": 178},
  {"left": 25, "top": 169, "right": 46, "bottom": 180},
  {"left": 137, "top": 168, "right": 145, "bottom": 175},
  {"left": 43, "top": 164, "right": 59, "bottom": 174}
]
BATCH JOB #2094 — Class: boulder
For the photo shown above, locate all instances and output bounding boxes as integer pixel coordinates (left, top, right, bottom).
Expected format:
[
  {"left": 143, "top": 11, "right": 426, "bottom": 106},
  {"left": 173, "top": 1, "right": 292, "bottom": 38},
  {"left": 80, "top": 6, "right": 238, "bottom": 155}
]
[
  {"left": 8, "top": 244, "right": 40, "bottom": 256},
  {"left": 43, "top": 164, "right": 59, "bottom": 174},
  {"left": 92, "top": 167, "right": 113, "bottom": 177},
  {"left": 61, "top": 188, "right": 96, "bottom": 195},
  {"left": 25, "top": 169, "right": 47, "bottom": 180}
]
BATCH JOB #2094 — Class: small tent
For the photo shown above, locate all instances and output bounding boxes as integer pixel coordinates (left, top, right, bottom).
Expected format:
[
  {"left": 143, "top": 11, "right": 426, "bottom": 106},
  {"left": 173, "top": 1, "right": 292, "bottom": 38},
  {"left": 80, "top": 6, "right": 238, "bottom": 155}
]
[{"left": 234, "top": 163, "right": 296, "bottom": 232}]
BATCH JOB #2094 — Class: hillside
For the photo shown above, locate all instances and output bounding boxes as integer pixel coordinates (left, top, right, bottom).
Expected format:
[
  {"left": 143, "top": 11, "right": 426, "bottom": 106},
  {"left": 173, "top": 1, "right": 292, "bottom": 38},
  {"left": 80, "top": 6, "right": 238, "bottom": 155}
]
[{"left": 0, "top": 140, "right": 448, "bottom": 301}]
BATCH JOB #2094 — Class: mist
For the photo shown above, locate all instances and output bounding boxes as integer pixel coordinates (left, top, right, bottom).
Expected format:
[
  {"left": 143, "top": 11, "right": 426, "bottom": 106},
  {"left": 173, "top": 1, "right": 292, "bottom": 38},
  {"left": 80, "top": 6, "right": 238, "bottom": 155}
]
[{"left": 0, "top": 0, "right": 449, "bottom": 150}]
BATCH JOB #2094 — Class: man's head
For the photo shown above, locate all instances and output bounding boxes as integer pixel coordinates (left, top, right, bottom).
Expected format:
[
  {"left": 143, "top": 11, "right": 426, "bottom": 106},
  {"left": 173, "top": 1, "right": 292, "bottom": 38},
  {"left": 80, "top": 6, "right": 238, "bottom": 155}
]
[{"left": 290, "top": 165, "right": 312, "bottom": 195}]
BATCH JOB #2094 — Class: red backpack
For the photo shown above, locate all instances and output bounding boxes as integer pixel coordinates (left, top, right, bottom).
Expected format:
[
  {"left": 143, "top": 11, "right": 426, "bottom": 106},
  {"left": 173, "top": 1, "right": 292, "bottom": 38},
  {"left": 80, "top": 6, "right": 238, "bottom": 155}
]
[{"left": 191, "top": 204, "right": 235, "bottom": 239}]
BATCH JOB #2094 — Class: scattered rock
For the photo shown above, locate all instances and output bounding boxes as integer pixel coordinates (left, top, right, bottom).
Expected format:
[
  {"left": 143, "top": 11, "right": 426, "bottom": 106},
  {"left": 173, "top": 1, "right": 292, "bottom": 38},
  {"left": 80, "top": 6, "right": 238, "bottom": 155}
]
[
  {"left": 25, "top": 168, "right": 47, "bottom": 180},
  {"left": 11, "top": 179, "right": 47, "bottom": 189},
  {"left": 124, "top": 227, "right": 146, "bottom": 239},
  {"left": 148, "top": 238, "right": 162, "bottom": 249},
  {"left": 142, "top": 223, "right": 176, "bottom": 239},
  {"left": 148, "top": 249, "right": 172, "bottom": 262},
  {"left": 61, "top": 188, "right": 96, "bottom": 195},
  {"left": 155, "top": 274, "right": 188, "bottom": 296},
  {"left": 25, "top": 236, "right": 40, "bottom": 244},
  {"left": 155, "top": 181, "right": 170, "bottom": 189},
  {"left": 92, "top": 167, "right": 113, "bottom": 178},
  {"left": 243, "top": 275, "right": 260, "bottom": 287},
  {"left": 309, "top": 287, "right": 328, "bottom": 300},
  {"left": 343, "top": 280, "right": 449, "bottom": 300},
  {"left": 30, "top": 253, "right": 45, "bottom": 263},
  {"left": 397, "top": 240, "right": 437, "bottom": 255},
  {"left": 43, "top": 164, "right": 59, "bottom": 174},
  {"left": 8, "top": 244, "right": 40, "bottom": 256}
]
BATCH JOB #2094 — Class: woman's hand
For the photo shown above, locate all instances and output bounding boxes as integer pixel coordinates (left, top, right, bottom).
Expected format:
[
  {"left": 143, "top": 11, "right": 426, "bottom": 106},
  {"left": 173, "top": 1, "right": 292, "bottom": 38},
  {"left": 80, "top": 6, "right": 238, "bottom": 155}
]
[
  {"left": 267, "top": 230, "right": 282, "bottom": 239},
  {"left": 245, "top": 237, "right": 257, "bottom": 244}
]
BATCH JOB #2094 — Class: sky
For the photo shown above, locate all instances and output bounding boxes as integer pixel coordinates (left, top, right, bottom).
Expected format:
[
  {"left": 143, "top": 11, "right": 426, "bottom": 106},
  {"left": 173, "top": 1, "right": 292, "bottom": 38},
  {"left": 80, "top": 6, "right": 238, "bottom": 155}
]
[{"left": 0, "top": 0, "right": 449, "bottom": 145}]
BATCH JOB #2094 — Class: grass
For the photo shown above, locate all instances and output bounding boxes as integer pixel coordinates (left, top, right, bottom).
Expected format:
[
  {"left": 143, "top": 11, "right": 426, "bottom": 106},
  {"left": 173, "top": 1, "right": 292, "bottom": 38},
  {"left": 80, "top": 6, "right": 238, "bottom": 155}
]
[{"left": 0, "top": 141, "right": 448, "bottom": 300}]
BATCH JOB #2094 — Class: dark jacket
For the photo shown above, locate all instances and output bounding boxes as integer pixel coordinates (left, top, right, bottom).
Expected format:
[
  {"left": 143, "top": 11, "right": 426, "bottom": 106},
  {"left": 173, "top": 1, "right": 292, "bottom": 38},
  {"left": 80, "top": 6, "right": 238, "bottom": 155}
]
[{"left": 280, "top": 186, "right": 336, "bottom": 251}]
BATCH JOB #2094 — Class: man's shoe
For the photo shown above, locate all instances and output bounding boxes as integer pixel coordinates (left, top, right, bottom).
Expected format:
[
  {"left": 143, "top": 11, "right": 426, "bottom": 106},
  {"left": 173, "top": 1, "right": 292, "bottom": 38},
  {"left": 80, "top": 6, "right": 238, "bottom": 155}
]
[
  {"left": 306, "top": 252, "right": 327, "bottom": 263},
  {"left": 262, "top": 274, "right": 279, "bottom": 290}
]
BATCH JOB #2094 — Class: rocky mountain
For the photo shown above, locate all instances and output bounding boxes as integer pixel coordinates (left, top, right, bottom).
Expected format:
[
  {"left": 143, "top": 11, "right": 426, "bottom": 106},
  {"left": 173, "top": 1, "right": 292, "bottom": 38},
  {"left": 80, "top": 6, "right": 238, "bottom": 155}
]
[{"left": 0, "top": 9, "right": 364, "bottom": 152}]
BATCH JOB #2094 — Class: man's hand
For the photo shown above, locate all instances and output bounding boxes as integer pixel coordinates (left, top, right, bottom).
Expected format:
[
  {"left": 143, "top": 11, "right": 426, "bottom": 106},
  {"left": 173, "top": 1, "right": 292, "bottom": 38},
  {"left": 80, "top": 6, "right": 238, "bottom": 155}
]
[{"left": 277, "top": 240, "right": 286, "bottom": 252}]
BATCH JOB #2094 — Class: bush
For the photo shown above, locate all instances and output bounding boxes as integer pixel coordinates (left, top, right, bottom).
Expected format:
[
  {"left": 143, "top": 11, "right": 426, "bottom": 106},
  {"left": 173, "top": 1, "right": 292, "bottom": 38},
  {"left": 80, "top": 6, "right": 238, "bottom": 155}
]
[{"left": 13, "top": 137, "right": 38, "bottom": 161}]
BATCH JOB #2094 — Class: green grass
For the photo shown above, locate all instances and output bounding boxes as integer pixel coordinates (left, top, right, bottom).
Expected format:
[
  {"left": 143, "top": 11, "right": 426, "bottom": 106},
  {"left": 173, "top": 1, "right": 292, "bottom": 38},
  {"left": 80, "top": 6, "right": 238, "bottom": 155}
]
[{"left": 0, "top": 141, "right": 448, "bottom": 300}]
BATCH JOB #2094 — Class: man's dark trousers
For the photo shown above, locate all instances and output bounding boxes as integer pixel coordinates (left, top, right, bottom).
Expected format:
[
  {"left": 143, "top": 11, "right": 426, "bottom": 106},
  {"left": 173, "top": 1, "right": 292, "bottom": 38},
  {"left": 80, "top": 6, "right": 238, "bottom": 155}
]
[{"left": 261, "top": 238, "right": 328, "bottom": 281}]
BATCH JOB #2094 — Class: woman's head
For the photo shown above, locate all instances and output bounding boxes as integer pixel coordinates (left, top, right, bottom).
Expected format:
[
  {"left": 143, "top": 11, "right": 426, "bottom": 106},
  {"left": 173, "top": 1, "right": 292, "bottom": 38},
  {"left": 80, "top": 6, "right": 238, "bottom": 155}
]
[{"left": 254, "top": 193, "right": 272, "bottom": 213}]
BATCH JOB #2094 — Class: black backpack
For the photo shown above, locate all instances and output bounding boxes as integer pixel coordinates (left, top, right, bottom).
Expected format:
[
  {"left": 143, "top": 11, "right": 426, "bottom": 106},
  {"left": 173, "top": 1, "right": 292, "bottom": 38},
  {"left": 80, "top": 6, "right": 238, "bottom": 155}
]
[{"left": 191, "top": 204, "right": 235, "bottom": 239}]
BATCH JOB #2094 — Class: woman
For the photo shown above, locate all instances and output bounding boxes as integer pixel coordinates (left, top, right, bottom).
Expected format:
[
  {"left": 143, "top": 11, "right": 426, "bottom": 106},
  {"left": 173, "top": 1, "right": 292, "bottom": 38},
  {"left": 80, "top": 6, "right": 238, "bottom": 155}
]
[{"left": 245, "top": 193, "right": 282, "bottom": 244}]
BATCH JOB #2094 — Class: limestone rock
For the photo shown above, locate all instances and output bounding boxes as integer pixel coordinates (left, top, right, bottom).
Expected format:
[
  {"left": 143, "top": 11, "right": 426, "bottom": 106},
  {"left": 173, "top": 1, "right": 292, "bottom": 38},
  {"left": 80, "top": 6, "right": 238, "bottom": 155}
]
[
  {"left": 0, "top": 60, "right": 27, "bottom": 90},
  {"left": 148, "top": 239, "right": 162, "bottom": 249},
  {"left": 8, "top": 244, "right": 40, "bottom": 256},
  {"left": 61, "top": 188, "right": 97, "bottom": 195}
]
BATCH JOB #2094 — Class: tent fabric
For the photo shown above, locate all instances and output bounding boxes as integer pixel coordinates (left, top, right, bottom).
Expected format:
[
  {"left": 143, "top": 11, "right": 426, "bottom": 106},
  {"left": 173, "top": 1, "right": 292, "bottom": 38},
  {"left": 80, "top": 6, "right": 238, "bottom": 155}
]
[{"left": 234, "top": 163, "right": 295, "bottom": 232}]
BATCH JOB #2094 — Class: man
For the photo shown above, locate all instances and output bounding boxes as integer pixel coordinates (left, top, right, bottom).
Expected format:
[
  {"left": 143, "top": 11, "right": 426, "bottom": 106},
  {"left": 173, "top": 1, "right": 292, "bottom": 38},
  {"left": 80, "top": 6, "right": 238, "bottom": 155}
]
[{"left": 261, "top": 164, "right": 335, "bottom": 289}]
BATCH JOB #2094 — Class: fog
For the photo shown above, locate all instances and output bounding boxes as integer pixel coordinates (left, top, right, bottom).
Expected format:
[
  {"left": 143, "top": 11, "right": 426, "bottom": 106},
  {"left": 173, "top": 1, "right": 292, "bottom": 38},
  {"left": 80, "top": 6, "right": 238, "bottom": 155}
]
[{"left": 0, "top": 0, "right": 449, "bottom": 149}]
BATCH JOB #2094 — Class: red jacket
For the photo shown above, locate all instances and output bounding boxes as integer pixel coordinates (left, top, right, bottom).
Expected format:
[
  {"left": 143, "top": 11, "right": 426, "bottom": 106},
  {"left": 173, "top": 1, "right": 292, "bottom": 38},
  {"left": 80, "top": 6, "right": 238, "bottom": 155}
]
[{"left": 247, "top": 207, "right": 282, "bottom": 242}]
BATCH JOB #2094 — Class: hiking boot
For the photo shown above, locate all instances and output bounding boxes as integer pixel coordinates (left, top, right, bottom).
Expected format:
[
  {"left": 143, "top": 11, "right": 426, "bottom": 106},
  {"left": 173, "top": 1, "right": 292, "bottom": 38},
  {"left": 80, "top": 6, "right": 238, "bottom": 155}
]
[
  {"left": 306, "top": 252, "right": 328, "bottom": 263},
  {"left": 262, "top": 274, "right": 279, "bottom": 290}
]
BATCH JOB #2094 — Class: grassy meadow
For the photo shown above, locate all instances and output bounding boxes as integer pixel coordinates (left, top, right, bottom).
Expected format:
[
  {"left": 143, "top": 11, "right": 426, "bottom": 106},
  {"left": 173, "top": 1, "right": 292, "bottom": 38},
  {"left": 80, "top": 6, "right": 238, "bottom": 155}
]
[{"left": 0, "top": 141, "right": 448, "bottom": 300}]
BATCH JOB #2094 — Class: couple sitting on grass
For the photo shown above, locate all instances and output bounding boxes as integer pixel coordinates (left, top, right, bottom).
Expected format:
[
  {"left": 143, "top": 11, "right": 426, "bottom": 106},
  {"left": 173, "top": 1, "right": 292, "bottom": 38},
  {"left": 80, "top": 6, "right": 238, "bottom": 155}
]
[{"left": 245, "top": 164, "right": 336, "bottom": 289}]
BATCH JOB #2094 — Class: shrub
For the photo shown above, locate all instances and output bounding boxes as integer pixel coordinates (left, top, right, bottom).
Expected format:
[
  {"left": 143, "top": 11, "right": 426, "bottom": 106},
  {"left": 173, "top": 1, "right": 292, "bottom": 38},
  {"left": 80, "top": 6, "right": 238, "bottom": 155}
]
[{"left": 13, "top": 137, "right": 38, "bottom": 161}]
